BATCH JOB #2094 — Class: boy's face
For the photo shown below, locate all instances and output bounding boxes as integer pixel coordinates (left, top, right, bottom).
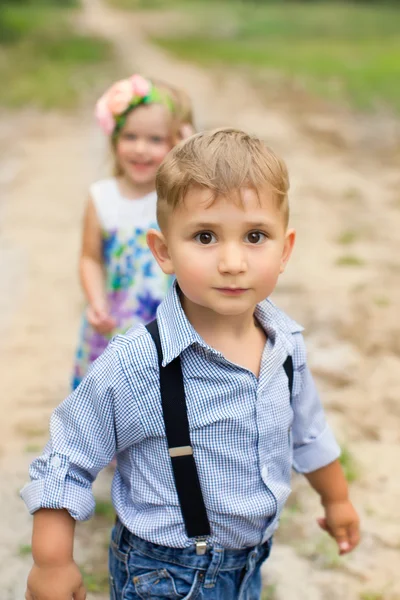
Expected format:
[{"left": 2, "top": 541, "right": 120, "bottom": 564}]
[{"left": 148, "top": 186, "right": 295, "bottom": 317}]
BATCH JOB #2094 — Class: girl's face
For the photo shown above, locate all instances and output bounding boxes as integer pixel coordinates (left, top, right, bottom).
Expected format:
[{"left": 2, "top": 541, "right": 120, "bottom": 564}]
[{"left": 115, "top": 103, "right": 173, "bottom": 189}]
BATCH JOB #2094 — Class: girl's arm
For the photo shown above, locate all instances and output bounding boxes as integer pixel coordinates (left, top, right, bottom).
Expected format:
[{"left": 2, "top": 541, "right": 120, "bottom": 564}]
[
  {"left": 80, "top": 197, "right": 116, "bottom": 334},
  {"left": 80, "top": 197, "right": 107, "bottom": 310},
  {"left": 26, "top": 509, "right": 86, "bottom": 600}
]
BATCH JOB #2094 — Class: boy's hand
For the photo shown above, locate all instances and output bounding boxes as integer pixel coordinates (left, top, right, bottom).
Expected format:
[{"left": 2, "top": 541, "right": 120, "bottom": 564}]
[
  {"left": 86, "top": 304, "right": 116, "bottom": 335},
  {"left": 26, "top": 561, "right": 86, "bottom": 600},
  {"left": 318, "top": 500, "right": 360, "bottom": 555}
]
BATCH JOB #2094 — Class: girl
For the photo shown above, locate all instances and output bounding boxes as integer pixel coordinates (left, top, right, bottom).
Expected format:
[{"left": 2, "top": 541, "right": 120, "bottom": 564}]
[{"left": 72, "top": 74, "right": 194, "bottom": 389}]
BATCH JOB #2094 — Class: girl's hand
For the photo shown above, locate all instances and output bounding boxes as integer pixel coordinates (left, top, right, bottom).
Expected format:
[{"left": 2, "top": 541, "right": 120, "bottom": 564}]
[
  {"left": 86, "top": 304, "right": 116, "bottom": 335},
  {"left": 25, "top": 561, "right": 86, "bottom": 600},
  {"left": 318, "top": 500, "right": 360, "bottom": 555}
]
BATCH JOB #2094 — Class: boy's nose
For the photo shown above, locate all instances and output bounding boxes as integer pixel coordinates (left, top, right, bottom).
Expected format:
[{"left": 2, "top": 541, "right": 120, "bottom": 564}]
[{"left": 218, "top": 244, "right": 247, "bottom": 275}]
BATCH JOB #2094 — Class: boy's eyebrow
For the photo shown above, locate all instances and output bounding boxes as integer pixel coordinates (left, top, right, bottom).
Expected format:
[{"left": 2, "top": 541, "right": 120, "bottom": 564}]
[{"left": 186, "top": 220, "right": 276, "bottom": 230}]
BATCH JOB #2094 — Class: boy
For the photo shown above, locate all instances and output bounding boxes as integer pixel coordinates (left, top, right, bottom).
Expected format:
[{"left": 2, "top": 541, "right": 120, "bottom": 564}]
[{"left": 22, "top": 129, "right": 360, "bottom": 600}]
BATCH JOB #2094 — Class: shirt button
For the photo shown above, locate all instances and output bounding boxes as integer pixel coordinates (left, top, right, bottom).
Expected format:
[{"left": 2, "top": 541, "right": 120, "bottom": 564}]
[
  {"left": 51, "top": 456, "right": 61, "bottom": 469},
  {"left": 262, "top": 465, "right": 268, "bottom": 480}
]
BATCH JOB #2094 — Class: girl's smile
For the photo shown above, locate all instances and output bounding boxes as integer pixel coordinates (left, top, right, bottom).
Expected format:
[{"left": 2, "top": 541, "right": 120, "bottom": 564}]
[{"left": 115, "top": 103, "right": 173, "bottom": 196}]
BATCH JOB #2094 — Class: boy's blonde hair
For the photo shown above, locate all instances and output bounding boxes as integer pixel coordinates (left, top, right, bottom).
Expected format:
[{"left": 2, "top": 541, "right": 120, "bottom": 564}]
[{"left": 156, "top": 128, "right": 290, "bottom": 229}]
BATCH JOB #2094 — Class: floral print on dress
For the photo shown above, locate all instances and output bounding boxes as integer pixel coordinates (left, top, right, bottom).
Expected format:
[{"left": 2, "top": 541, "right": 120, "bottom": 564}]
[{"left": 72, "top": 224, "right": 172, "bottom": 390}]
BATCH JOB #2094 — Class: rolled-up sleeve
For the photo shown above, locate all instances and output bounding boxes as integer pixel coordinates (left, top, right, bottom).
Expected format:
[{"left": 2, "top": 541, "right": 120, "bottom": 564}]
[
  {"left": 291, "top": 335, "right": 341, "bottom": 473},
  {"left": 21, "top": 337, "right": 142, "bottom": 520}
]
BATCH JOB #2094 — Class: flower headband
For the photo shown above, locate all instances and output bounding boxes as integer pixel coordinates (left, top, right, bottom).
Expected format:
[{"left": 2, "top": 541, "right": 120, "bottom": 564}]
[{"left": 95, "top": 74, "right": 174, "bottom": 136}]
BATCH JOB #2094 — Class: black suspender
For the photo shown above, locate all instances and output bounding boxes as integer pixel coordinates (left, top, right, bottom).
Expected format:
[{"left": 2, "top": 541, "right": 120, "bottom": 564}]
[
  {"left": 145, "top": 319, "right": 211, "bottom": 540},
  {"left": 283, "top": 355, "right": 294, "bottom": 401},
  {"left": 145, "top": 319, "right": 294, "bottom": 544}
]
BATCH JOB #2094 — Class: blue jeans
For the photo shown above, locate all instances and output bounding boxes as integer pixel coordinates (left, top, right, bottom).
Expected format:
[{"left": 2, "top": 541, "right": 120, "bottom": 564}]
[{"left": 109, "top": 520, "right": 272, "bottom": 599}]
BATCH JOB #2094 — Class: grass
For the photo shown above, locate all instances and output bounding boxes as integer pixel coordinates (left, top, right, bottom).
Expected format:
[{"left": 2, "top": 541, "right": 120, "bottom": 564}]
[
  {"left": 373, "top": 295, "right": 390, "bottom": 307},
  {"left": 336, "top": 229, "right": 359, "bottom": 245},
  {"left": 18, "top": 544, "right": 32, "bottom": 557},
  {"left": 343, "top": 188, "right": 363, "bottom": 202},
  {"left": 336, "top": 254, "right": 365, "bottom": 267},
  {"left": 0, "top": 2, "right": 113, "bottom": 108},
  {"left": 94, "top": 499, "right": 115, "bottom": 523},
  {"left": 139, "top": 0, "right": 400, "bottom": 112},
  {"left": 261, "top": 585, "right": 277, "bottom": 600},
  {"left": 107, "top": 0, "right": 182, "bottom": 8},
  {"left": 300, "top": 534, "right": 343, "bottom": 570},
  {"left": 339, "top": 446, "right": 359, "bottom": 483},
  {"left": 314, "top": 536, "right": 342, "bottom": 569},
  {"left": 278, "top": 499, "right": 300, "bottom": 526},
  {"left": 15, "top": 422, "right": 47, "bottom": 438},
  {"left": 360, "top": 593, "right": 384, "bottom": 600},
  {"left": 82, "top": 568, "right": 109, "bottom": 593},
  {"left": 24, "top": 444, "right": 42, "bottom": 453}
]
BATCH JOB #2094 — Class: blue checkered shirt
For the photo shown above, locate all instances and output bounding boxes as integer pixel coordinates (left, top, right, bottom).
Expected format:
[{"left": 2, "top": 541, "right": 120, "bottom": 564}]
[{"left": 21, "top": 283, "right": 340, "bottom": 549}]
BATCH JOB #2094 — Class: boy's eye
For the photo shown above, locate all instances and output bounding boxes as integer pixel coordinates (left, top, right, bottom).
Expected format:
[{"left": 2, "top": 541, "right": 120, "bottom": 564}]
[
  {"left": 150, "top": 136, "right": 163, "bottom": 143},
  {"left": 195, "top": 232, "right": 216, "bottom": 245},
  {"left": 246, "top": 231, "right": 267, "bottom": 244}
]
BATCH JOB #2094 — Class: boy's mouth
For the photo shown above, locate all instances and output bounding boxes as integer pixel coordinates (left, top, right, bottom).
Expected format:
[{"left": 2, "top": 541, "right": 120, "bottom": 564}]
[{"left": 215, "top": 287, "right": 249, "bottom": 296}]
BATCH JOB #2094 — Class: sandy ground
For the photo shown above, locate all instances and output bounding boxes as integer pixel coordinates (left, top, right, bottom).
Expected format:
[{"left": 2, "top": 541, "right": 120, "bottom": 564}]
[{"left": 1, "top": 1, "right": 400, "bottom": 598}]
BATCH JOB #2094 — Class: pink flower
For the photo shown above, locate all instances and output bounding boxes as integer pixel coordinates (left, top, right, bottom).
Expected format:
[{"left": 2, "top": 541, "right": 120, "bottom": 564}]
[
  {"left": 95, "top": 94, "right": 115, "bottom": 135},
  {"left": 107, "top": 79, "right": 135, "bottom": 115},
  {"left": 94, "top": 74, "right": 152, "bottom": 135},
  {"left": 129, "top": 74, "right": 151, "bottom": 98}
]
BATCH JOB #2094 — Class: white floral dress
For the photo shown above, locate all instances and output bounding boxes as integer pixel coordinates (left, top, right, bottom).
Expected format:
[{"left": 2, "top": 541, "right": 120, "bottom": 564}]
[{"left": 72, "top": 178, "right": 172, "bottom": 389}]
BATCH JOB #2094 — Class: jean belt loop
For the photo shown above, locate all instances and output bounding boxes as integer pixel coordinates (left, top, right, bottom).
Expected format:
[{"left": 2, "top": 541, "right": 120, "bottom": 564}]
[{"left": 203, "top": 544, "right": 224, "bottom": 589}]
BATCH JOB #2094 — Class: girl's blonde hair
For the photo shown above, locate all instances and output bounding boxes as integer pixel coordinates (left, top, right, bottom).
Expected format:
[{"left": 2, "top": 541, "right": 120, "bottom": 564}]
[{"left": 111, "top": 78, "right": 195, "bottom": 177}]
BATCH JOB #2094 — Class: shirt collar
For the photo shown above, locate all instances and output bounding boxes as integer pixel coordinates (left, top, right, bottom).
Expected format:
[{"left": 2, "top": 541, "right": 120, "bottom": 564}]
[
  {"left": 156, "top": 282, "right": 214, "bottom": 366},
  {"left": 254, "top": 297, "right": 304, "bottom": 356},
  {"left": 156, "top": 281, "right": 303, "bottom": 366}
]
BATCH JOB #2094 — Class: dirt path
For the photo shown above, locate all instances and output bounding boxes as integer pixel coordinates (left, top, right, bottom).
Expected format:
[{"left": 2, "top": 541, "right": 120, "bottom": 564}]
[{"left": 1, "top": 1, "right": 400, "bottom": 598}]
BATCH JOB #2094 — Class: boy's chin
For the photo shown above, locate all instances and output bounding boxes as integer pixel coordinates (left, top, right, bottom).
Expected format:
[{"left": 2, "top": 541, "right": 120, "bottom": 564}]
[{"left": 204, "top": 298, "right": 257, "bottom": 317}]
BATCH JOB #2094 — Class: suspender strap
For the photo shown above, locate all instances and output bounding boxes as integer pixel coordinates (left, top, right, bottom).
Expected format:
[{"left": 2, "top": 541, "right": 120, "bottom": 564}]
[
  {"left": 145, "top": 320, "right": 211, "bottom": 539},
  {"left": 283, "top": 355, "right": 294, "bottom": 401}
]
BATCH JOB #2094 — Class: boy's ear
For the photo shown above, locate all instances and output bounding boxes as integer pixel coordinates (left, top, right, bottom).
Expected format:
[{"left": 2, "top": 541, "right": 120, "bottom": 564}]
[
  {"left": 280, "top": 228, "right": 296, "bottom": 273},
  {"left": 147, "top": 229, "right": 175, "bottom": 275}
]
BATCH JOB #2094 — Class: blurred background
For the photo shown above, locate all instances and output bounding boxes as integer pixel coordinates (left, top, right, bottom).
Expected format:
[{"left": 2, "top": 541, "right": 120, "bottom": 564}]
[{"left": 0, "top": 1, "right": 399, "bottom": 599}]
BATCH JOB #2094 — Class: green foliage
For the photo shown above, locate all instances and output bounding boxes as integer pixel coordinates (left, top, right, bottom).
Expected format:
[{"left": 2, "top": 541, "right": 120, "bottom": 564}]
[
  {"left": 18, "top": 544, "right": 32, "bottom": 556},
  {"left": 336, "top": 230, "right": 359, "bottom": 245},
  {"left": 339, "top": 446, "right": 359, "bottom": 482},
  {"left": 360, "top": 593, "right": 384, "bottom": 600},
  {"left": 1, "top": 0, "right": 77, "bottom": 3},
  {"left": 94, "top": 499, "right": 115, "bottom": 523},
  {"left": 0, "top": 3, "right": 113, "bottom": 108},
  {"left": 149, "top": 1, "right": 400, "bottom": 112},
  {"left": 373, "top": 295, "right": 390, "bottom": 307},
  {"left": 107, "top": 0, "right": 164, "bottom": 7},
  {"left": 24, "top": 444, "right": 42, "bottom": 453},
  {"left": 82, "top": 568, "right": 109, "bottom": 593},
  {"left": 261, "top": 585, "right": 277, "bottom": 600},
  {"left": 336, "top": 254, "right": 365, "bottom": 267},
  {"left": 314, "top": 535, "right": 342, "bottom": 569}
]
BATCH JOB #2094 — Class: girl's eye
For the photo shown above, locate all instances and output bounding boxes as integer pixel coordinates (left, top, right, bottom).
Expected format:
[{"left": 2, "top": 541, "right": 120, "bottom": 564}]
[
  {"left": 123, "top": 133, "right": 136, "bottom": 141},
  {"left": 150, "top": 136, "right": 163, "bottom": 143},
  {"left": 246, "top": 231, "right": 267, "bottom": 244},
  {"left": 195, "top": 232, "right": 216, "bottom": 245}
]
